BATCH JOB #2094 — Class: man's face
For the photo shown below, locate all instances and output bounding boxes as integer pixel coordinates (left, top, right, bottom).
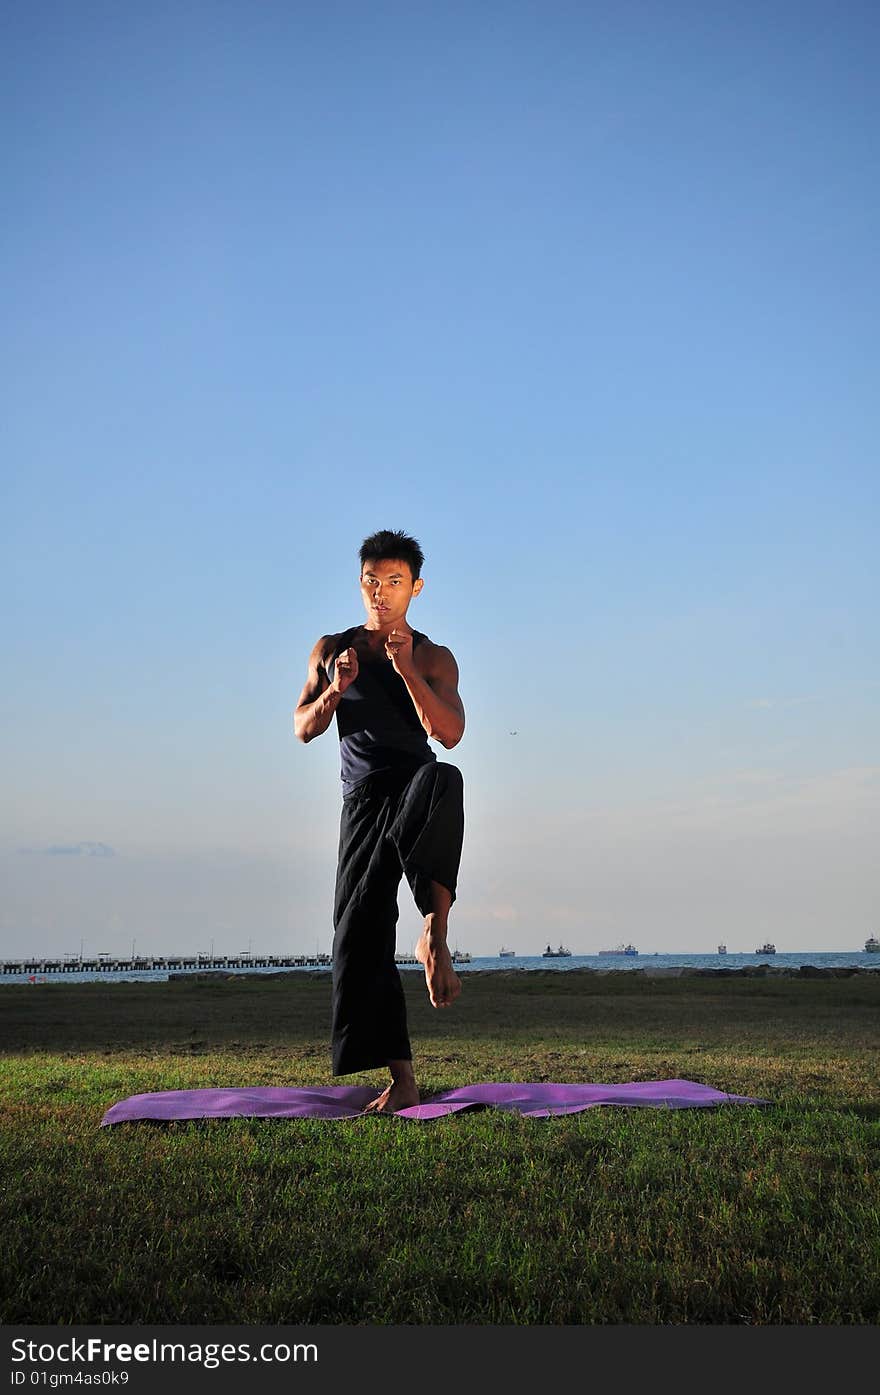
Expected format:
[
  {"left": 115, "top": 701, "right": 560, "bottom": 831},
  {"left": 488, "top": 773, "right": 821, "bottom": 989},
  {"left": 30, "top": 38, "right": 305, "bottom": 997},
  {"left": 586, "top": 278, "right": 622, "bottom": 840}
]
[{"left": 360, "top": 558, "right": 423, "bottom": 626}]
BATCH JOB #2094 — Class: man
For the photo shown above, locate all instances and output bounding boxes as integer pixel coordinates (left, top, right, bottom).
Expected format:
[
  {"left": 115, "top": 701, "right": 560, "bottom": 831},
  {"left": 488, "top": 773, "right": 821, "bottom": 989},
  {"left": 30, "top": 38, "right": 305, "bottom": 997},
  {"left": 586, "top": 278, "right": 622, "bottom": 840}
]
[{"left": 293, "top": 529, "right": 466, "bottom": 1114}]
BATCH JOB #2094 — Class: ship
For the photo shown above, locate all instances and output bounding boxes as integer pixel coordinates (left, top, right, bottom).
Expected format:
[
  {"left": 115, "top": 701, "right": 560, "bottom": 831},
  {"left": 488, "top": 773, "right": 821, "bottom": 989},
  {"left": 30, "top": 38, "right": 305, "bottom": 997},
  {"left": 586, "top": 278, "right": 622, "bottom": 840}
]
[
  {"left": 598, "top": 944, "right": 638, "bottom": 956},
  {"left": 755, "top": 942, "right": 776, "bottom": 955},
  {"left": 451, "top": 949, "right": 471, "bottom": 963},
  {"left": 542, "top": 944, "right": 572, "bottom": 958},
  {"left": 717, "top": 943, "right": 727, "bottom": 954},
  {"left": 499, "top": 946, "right": 516, "bottom": 957},
  {"left": 865, "top": 936, "right": 880, "bottom": 953}
]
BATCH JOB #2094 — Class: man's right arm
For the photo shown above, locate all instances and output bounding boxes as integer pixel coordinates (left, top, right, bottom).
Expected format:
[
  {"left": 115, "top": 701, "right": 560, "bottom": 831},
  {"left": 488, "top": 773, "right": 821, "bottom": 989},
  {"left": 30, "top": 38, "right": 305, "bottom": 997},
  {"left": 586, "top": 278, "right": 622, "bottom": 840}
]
[
  {"left": 293, "top": 637, "right": 341, "bottom": 743},
  {"left": 295, "top": 635, "right": 361, "bottom": 742}
]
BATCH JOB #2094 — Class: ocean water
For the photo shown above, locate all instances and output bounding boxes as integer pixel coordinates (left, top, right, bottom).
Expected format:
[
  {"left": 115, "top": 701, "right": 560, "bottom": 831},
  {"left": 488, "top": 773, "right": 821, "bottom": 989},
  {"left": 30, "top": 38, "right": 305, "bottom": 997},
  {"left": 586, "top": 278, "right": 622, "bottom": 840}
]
[
  {"left": 2, "top": 951, "right": 877, "bottom": 984},
  {"left": 453, "top": 951, "right": 880, "bottom": 974}
]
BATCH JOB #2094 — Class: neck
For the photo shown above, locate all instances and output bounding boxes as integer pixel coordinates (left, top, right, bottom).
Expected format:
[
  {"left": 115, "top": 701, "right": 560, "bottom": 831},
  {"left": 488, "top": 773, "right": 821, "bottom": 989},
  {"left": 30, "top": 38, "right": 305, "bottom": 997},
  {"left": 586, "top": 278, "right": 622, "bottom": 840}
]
[{"left": 362, "top": 616, "right": 412, "bottom": 640}]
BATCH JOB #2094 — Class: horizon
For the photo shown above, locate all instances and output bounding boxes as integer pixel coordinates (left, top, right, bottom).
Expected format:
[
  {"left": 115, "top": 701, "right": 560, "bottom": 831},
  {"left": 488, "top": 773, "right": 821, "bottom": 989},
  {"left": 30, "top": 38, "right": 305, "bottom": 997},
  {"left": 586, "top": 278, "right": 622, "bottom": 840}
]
[{"left": 2, "top": 941, "right": 877, "bottom": 969}]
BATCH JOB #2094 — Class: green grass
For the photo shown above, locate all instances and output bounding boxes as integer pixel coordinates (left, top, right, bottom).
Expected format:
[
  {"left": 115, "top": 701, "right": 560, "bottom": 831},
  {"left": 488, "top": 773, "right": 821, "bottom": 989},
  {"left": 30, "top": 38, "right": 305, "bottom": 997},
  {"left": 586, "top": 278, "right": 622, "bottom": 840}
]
[{"left": 1, "top": 971, "right": 879, "bottom": 1324}]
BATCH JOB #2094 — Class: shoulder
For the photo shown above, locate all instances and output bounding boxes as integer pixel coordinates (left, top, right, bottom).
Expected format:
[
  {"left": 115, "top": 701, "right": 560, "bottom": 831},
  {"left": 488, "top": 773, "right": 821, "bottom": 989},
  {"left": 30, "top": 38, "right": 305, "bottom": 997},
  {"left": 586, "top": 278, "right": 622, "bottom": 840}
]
[
  {"left": 415, "top": 635, "right": 459, "bottom": 680},
  {"left": 311, "top": 629, "right": 355, "bottom": 672}
]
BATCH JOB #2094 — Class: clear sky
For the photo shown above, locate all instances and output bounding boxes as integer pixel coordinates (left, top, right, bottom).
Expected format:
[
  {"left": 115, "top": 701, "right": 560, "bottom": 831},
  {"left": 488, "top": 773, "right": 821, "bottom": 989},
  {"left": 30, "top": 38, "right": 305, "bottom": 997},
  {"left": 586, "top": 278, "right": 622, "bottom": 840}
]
[{"left": 3, "top": 0, "right": 878, "bottom": 958}]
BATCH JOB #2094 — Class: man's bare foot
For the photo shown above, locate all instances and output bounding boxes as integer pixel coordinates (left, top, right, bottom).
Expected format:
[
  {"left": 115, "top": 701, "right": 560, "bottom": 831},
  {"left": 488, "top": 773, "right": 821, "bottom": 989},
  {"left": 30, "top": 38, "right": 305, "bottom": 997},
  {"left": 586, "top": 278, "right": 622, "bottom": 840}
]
[
  {"left": 415, "top": 923, "right": 462, "bottom": 1008},
  {"left": 363, "top": 1079, "right": 420, "bottom": 1115},
  {"left": 363, "top": 1058, "right": 419, "bottom": 1115}
]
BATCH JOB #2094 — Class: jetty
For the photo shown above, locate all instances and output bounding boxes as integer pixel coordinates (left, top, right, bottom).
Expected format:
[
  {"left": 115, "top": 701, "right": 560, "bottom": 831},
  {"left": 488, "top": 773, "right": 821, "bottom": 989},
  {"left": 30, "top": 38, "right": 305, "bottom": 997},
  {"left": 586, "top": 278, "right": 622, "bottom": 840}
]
[{"left": 0, "top": 953, "right": 334, "bottom": 976}]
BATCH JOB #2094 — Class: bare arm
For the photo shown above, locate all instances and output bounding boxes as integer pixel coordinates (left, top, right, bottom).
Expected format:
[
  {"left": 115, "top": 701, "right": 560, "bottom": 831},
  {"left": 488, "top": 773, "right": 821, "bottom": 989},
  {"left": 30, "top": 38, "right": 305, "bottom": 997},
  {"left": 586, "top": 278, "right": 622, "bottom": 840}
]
[
  {"left": 293, "top": 636, "right": 358, "bottom": 743},
  {"left": 387, "top": 635, "right": 465, "bottom": 749}
]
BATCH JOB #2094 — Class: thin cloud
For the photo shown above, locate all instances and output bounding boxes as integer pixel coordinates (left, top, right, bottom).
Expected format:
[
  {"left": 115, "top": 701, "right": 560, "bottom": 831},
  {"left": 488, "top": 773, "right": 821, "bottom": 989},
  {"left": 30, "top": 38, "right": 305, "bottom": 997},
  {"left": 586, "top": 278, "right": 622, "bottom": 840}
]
[
  {"left": 489, "top": 904, "right": 518, "bottom": 922},
  {"left": 745, "top": 695, "right": 821, "bottom": 710},
  {"left": 731, "top": 769, "right": 784, "bottom": 786},
  {"left": 19, "top": 842, "right": 116, "bottom": 858}
]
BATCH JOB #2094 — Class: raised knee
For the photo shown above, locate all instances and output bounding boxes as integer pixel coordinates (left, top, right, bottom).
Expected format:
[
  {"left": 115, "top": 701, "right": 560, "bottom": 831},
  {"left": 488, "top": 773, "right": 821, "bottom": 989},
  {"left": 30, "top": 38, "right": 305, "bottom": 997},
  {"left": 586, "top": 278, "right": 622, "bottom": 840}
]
[{"left": 437, "top": 762, "right": 463, "bottom": 790}]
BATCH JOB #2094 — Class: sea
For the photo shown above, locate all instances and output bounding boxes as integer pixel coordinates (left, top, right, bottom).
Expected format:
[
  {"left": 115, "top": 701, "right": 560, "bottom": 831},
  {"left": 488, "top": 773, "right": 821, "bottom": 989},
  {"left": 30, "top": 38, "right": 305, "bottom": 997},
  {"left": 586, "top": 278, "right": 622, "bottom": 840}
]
[{"left": 2, "top": 950, "right": 878, "bottom": 984}]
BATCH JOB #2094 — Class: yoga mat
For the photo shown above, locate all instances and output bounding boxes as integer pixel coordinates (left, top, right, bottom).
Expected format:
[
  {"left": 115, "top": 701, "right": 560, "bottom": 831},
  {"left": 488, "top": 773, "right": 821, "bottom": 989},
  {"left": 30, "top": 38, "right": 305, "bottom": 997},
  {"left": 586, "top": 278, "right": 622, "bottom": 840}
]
[{"left": 101, "top": 1079, "right": 766, "bottom": 1125}]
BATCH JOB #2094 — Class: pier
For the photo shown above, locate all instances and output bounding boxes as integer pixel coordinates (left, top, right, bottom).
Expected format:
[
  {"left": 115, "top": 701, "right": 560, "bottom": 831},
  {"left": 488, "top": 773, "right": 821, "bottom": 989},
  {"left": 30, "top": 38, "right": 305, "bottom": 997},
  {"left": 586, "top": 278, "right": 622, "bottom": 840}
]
[
  {"left": 0, "top": 951, "right": 420, "bottom": 975},
  {"left": 1, "top": 953, "right": 329, "bottom": 975}
]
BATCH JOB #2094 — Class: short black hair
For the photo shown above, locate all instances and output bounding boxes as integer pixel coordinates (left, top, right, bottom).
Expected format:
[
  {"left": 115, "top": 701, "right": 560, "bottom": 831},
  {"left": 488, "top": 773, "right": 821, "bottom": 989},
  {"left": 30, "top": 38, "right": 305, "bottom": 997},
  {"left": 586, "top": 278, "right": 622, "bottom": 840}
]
[{"left": 359, "top": 529, "right": 425, "bottom": 582}]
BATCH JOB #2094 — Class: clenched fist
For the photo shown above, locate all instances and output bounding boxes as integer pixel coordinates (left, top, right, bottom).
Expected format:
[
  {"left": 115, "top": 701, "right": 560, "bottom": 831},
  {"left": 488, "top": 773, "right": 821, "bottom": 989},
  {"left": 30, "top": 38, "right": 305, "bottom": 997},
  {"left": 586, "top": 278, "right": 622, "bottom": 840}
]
[
  {"left": 331, "top": 646, "right": 359, "bottom": 694},
  {"left": 384, "top": 628, "right": 414, "bottom": 676}
]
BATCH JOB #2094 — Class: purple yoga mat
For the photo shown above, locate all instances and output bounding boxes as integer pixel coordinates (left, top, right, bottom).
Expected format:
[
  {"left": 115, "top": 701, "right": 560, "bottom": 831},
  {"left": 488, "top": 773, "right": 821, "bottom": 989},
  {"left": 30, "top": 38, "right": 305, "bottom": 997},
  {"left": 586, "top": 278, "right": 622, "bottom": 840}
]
[{"left": 100, "top": 1079, "right": 766, "bottom": 1125}]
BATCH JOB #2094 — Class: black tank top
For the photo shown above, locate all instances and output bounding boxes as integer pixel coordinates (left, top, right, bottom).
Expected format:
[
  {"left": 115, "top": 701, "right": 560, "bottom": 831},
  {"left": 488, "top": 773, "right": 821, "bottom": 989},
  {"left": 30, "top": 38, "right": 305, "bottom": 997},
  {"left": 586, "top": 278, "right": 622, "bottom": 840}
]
[{"left": 326, "top": 626, "right": 437, "bottom": 795}]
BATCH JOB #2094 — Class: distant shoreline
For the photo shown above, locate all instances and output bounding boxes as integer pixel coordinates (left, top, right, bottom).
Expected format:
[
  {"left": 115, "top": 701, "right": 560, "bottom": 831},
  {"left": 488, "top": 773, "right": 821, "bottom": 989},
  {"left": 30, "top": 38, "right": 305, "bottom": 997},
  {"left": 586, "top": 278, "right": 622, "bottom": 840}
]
[
  {"left": 3, "top": 962, "right": 878, "bottom": 987},
  {"left": 174, "top": 963, "right": 877, "bottom": 982},
  {"left": 3, "top": 949, "right": 877, "bottom": 986}
]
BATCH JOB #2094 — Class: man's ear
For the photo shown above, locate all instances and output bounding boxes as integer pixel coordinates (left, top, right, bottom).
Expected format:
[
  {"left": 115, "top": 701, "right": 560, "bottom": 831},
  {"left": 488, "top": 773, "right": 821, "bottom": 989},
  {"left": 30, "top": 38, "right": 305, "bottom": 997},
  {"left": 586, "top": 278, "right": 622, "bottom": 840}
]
[{"left": 413, "top": 578, "right": 424, "bottom": 597}]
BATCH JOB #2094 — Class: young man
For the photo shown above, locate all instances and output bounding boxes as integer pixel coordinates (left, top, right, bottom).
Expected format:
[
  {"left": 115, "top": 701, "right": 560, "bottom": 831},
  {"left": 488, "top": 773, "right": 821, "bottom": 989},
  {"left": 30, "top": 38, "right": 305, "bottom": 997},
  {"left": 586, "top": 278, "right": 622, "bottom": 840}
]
[{"left": 293, "top": 529, "right": 466, "bottom": 1114}]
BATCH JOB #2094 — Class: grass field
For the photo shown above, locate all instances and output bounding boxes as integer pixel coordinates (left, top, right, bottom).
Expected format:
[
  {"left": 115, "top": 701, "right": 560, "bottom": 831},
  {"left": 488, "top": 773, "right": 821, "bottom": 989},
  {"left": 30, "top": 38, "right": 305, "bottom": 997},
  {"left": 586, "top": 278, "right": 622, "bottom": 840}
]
[{"left": 1, "top": 970, "right": 878, "bottom": 1324}]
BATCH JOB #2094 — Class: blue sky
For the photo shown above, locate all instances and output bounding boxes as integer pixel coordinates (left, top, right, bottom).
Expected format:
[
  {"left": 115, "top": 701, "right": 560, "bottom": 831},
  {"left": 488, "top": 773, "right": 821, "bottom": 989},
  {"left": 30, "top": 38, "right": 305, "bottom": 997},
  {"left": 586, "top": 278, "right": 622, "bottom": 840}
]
[{"left": 3, "top": 0, "right": 878, "bottom": 957}]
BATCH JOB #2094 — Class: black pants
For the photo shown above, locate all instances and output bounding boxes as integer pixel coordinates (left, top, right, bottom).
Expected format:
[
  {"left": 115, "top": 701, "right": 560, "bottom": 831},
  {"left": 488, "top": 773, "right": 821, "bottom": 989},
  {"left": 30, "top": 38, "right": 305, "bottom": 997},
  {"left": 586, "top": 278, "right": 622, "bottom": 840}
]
[{"left": 331, "top": 760, "right": 464, "bottom": 1076}]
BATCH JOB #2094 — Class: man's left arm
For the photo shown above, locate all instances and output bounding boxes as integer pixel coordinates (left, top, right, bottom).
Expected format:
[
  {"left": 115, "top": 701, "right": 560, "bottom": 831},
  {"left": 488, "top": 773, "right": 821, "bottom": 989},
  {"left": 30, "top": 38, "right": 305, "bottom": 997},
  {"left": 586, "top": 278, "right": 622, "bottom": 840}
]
[{"left": 386, "top": 632, "right": 465, "bottom": 749}]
